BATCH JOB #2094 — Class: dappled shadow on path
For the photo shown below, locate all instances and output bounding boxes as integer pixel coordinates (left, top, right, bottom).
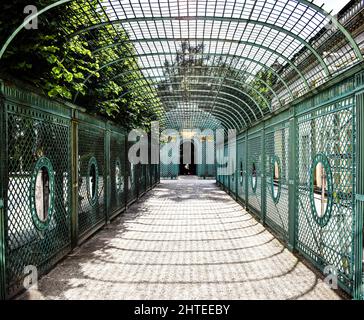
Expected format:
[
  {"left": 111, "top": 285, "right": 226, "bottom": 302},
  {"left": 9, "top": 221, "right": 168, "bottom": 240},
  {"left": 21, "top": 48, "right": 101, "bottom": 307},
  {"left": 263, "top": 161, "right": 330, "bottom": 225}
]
[{"left": 19, "top": 178, "right": 342, "bottom": 300}]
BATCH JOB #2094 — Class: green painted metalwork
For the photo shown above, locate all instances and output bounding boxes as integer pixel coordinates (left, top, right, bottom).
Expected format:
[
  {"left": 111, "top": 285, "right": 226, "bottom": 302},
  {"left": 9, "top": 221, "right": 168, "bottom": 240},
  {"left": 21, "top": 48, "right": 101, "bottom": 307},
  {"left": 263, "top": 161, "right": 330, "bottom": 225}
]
[
  {"left": 0, "top": 94, "right": 6, "bottom": 300},
  {"left": 0, "top": 0, "right": 71, "bottom": 60},
  {"left": 111, "top": 67, "right": 285, "bottom": 108},
  {"left": 236, "top": 137, "right": 246, "bottom": 204},
  {"left": 270, "top": 156, "right": 282, "bottom": 205},
  {"left": 309, "top": 153, "right": 334, "bottom": 228},
  {"left": 218, "top": 68, "right": 364, "bottom": 299},
  {"left": 1, "top": 84, "right": 72, "bottom": 298},
  {"left": 161, "top": 98, "right": 244, "bottom": 129},
  {"left": 161, "top": 94, "right": 248, "bottom": 128},
  {"left": 248, "top": 134, "right": 262, "bottom": 216},
  {"left": 109, "top": 129, "right": 126, "bottom": 219},
  {"left": 265, "top": 120, "right": 290, "bottom": 241},
  {"left": 78, "top": 57, "right": 292, "bottom": 116},
  {"left": 70, "top": 111, "right": 79, "bottom": 249},
  {"left": 117, "top": 77, "right": 272, "bottom": 114},
  {"left": 127, "top": 143, "right": 139, "bottom": 204},
  {"left": 94, "top": 40, "right": 310, "bottom": 89},
  {"left": 105, "top": 126, "right": 111, "bottom": 223},
  {"left": 298, "top": 0, "right": 363, "bottom": 63},
  {"left": 0, "top": 78, "right": 158, "bottom": 299},
  {"left": 71, "top": 16, "right": 331, "bottom": 76},
  {"left": 119, "top": 83, "right": 264, "bottom": 123},
  {"left": 86, "top": 157, "right": 99, "bottom": 207},
  {"left": 78, "top": 120, "right": 105, "bottom": 242},
  {"left": 1, "top": 0, "right": 363, "bottom": 132},
  {"left": 0, "top": 0, "right": 364, "bottom": 301},
  {"left": 260, "top": 126, "right": 267, "bottom": 224},
  {"left": 29, "top": 157, "right": 55, "bottom": 231},
  {"left": 288, "top": 115, "right": 297, "bottom": 251},
  {"left": 354, "top": 89, "right": 364, "bottom": 300},
  {"left": 295, "top": 80, "right": 357, "bottom": 295}
]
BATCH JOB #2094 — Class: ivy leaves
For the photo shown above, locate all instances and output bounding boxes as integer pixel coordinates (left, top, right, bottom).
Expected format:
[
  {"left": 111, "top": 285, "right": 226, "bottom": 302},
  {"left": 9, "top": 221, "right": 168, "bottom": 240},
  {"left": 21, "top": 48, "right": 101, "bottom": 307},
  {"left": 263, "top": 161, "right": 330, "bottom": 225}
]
[{"left": 0, "top": 0, "right": 160, "bottom": 131}]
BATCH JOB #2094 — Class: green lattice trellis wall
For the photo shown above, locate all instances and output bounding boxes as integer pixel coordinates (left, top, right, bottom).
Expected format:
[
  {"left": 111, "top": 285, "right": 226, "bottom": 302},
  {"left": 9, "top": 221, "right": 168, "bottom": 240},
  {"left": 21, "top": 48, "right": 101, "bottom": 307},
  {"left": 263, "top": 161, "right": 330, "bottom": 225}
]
[
  {"left": 296, "top": 95, "right": 356, "bottom": 293},
  {"left": 265, "top": 122, "right": 290, "bottom": 241},
  {"left": 109, "top": 126, "right": 126, "bottom": 220},
  {"left": 247, "top": 132, "right": 263, "bottom": 217},
  {"left": 78, "top": 119, "right": 106, "bottom": 241},
  {"left": 4, "top": 101, "right": 71, "bottom": 299},
  {"left": 236, "top": 137, "right": 247, "bottom": 204},
  {"left": 0, "top": 79, "right": 159, "bottom": 299},
  {"left": 218, "top": 69, "right": 364, "bottom": 299}
]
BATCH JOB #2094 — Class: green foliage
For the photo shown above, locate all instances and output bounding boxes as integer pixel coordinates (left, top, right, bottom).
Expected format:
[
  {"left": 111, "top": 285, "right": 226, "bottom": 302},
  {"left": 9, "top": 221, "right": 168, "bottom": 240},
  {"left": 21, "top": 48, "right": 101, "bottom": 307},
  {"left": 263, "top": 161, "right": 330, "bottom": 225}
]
[
  {"left": 0, "top": 0, "right": 161, "bottom": 130},
  {"left": 157, "top": 41, "right": 276, "bottom": 122},
  {"left": 249, "top": 69, "right": 277, "bottom": 112}
]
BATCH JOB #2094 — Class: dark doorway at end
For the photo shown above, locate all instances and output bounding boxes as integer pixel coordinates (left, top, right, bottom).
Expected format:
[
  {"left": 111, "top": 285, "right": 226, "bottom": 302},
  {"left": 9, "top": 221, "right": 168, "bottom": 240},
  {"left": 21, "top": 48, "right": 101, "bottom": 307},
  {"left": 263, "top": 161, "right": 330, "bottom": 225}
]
[{"left": 179, "top": 141, "right": 196, "bottom": 176}]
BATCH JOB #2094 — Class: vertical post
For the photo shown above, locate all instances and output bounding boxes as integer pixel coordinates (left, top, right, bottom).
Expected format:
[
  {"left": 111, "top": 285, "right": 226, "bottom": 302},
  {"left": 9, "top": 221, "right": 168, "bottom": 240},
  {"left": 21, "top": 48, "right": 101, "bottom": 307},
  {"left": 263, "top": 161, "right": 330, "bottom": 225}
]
[
  {"left": 245, "top": 131, "right": 249, "bottom": 209},
  {"left": 136, "top": 163, "right": 140, "bottom": 199},
  {"left": 227, "top": 143, "right": 230, "bottom": 192},
  {"left": 0, "top": 199, "right": 5, "bottom": 300},
  {"left": 104, "top": 123, "right": 111, "bottom": 223},
  {"left": 148, "top": 134, "right": 151, "bottom": 190},
  {"left": 235, "top": 135, "right": 239, "bottom": 201},
  {"left": 214, "top": 131, "right": 218, "bottom": 182},
  {"left": 354, "top": 88, "right": 364, "bottom": 300},
  {"left": 288, "top": 109, "right": 297, "bottom": 252},
  {"left": 124, "top": 134, "right": 129, "bottom": 209},
  {"left": 261, "top": 125, "right": 266, "bottom": 224},
  {"left": 0, "top": 96, "right": 7, "bottom": 299},
  {"left": 70, "top": 110, "right": 79, "bottom": 249}
]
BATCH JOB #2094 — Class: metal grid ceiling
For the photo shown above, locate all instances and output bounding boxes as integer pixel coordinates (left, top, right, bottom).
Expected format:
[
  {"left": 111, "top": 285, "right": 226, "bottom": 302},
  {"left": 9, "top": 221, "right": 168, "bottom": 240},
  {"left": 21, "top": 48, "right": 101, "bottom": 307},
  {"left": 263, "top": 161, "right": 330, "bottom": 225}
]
[{"left": 46, "top": 0, "right": 364, "bottom": 131}]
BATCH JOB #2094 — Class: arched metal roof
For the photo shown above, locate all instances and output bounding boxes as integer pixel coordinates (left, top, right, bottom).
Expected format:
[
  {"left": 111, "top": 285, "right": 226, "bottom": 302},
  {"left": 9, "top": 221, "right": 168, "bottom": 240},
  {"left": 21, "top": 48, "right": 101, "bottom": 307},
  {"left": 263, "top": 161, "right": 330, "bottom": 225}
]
[{"left": 1, "top": 0, "right": 363, "bottom": 131}]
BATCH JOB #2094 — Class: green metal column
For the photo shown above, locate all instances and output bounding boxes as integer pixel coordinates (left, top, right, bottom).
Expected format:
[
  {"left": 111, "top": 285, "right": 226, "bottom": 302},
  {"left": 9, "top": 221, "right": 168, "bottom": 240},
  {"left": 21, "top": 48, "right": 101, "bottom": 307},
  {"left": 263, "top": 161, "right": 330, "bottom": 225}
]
[
  {"left": 136, "top": 163, "right": 140, "bottom": 199},
  {"left": 148, "top": 135, "right": 151, "bottom": 190},
  {"left": 227, "top": 143, "right": 230, "bottom": 193},
  {"left": 0, "top": 96, "right": 6, "bottom": 299},
  {"left": 71, "top": 110, "right": 79, "bottom": 249},
  {"left": 288, "top": 109, "right": 297, "bottom": 252},
  {"left": 0, "top": 199, "right": 5, "bottom": 300},
  {"left": 354, "top": 88, "right": 364, "bottom": 300},
  {"left": 245, "top": 131, "right": 249, "bottom": 209},
  {"left": 124, "top": 134, "right": 128, "bottom": 209},
  {"left": 235, "top": 135, "right": 239, "bottom": 201},
  {"left": 105, "top": 123, "right": 111, "bottom": 223},
  {"left": 261, "top": 125, "right": 266, "bottom": 224}
]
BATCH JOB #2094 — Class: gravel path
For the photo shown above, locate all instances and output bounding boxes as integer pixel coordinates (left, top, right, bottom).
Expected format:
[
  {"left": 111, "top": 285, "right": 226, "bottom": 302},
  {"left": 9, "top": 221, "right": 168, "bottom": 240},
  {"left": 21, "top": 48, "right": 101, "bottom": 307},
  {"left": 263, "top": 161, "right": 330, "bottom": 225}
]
[{"left": 20, "top": 177, "right": 341, "bottom": 300}]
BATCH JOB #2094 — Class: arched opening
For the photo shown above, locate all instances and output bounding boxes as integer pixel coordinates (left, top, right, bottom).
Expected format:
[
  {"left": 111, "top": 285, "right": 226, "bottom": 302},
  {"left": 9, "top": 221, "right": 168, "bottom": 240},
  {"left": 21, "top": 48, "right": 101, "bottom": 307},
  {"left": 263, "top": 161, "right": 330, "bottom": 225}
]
[
  {"left": 0, "top": 0, "right": 363, "bottom": 302},
  {"left": 35, "top": 166, "right": 50, "bottom": 222},
  {"left": 179, "top": 140, "right": 196, "bottom": 176}
]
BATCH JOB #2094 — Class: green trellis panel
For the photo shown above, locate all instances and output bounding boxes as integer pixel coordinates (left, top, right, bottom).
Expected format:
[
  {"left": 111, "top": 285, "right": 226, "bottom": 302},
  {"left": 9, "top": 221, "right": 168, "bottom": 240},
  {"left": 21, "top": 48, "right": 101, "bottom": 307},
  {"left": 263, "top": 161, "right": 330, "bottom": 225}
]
[
  {"left": 215, "top": 142, "right": 223, "bottom": 185},
  {"left": 236, "top": 135, "right": 246, "bottom": 204},
  {"left": 354, "top": 83, "right": 364, "bottom": 300},
  {"left": 0, "top": 82, "right": 72, "bottom": 299},
  {"left": 77, "top": 116, "right": 106, "bottom": 241},
  {"left": 228, "top": 141, "right": 236, "bottom": 196},
  {"left": 295, "top": 87, "right": 357, "bottom": 296},
  {"left": 160, "top": 145, "right": 179, "bottom": 179},
  {"left": 222, "top": 144, "right": 228, "bottom": 190},
  {"left": 0, "top": 92, "right": 6, "bottom": 300},
  {"left": 138, "top": 163, "right": 146, "bottom": 195},
  {"left": 160, "top": 163, "right": 179, "bottom": 179},
  {"left": 264, "top": 119, "right": 290, "bottom": 241},
  {"left": 0, "top": 79, "right": 160, "bottom": 300},
  {"left": 152, "top": 164, "right": 158, "bottom": 185},
  {"left": 247, "top": 131, "right": 263, "bottom": 217},
  {"left": 127, "top": 141, "right": 138, "bottom": 204},
  {"left": 109, "top": 127, "right": 126, "bottom": 220},
  {"left": 197, "top": 139, "right": 216, "bottom": 178},
  {"left": 216, "top": 70, "right": 364, "bottom": 299}
]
